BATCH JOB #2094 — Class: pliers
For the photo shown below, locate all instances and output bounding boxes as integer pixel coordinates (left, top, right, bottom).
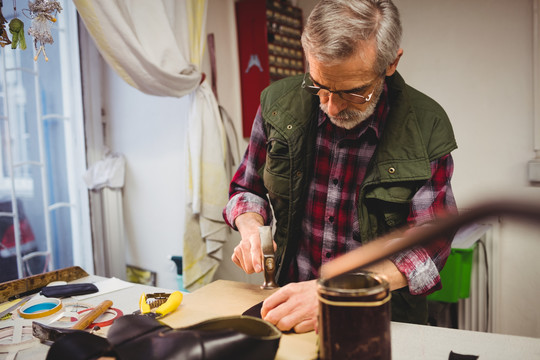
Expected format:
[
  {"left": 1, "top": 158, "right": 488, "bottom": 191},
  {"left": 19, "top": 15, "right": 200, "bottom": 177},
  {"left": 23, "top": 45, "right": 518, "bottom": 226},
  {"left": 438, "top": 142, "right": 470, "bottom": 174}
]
[{"left": 134, "top": 291, "right": 183, "bottom": 319}]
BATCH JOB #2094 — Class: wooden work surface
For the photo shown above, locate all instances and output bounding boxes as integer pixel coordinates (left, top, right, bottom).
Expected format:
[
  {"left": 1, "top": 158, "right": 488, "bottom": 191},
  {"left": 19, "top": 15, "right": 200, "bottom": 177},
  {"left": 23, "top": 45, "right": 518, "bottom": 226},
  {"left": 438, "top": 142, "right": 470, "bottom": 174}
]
[
  {"left": 153, "top": 280, "right": 540, "bottom": 360},
  {"left": 0, "top": 277, "right": 318, "bottom": 360},
  {"left": 2, "top": 276, "right": 540, "bottom": 360},
  {"left": 160, "top": 279, "right": 319, "bottom": 360}
]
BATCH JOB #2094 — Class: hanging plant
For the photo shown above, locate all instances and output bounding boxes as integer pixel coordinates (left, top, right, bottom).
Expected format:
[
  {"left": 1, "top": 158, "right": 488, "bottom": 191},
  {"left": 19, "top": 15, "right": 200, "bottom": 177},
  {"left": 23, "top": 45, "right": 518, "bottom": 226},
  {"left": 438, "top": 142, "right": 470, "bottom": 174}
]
[
  {"left": 26, "top": 0, "right": 62, "bottom": 61},
  {"left": 10, "top": 0, "right": 26, "bottom": 50},
  {"left": 9, "top": 18, "right": 25, "bottom": 49}
]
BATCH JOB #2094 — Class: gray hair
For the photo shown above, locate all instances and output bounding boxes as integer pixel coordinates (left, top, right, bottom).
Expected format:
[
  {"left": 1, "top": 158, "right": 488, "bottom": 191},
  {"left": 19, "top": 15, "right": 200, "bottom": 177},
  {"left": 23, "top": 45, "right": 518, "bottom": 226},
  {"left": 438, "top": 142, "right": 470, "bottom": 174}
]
[{"left": 301, "top": 0, "right": 402, "bottom": 75}]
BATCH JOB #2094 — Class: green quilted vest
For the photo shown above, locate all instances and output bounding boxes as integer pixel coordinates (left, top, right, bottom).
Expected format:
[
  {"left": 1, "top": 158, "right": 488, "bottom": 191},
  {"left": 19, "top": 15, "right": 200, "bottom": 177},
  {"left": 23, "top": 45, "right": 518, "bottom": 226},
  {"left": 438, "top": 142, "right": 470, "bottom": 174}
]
[{"left": 259, "top": 72, "right": 457, "bottom": 324}]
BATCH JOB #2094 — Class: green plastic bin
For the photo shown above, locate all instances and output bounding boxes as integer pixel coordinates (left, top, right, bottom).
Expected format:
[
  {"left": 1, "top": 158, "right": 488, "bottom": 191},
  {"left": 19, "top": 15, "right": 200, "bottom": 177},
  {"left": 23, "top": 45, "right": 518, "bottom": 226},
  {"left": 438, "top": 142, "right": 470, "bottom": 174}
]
[{"left": 427, "top": 245, "right": 475, "bottom": 303}]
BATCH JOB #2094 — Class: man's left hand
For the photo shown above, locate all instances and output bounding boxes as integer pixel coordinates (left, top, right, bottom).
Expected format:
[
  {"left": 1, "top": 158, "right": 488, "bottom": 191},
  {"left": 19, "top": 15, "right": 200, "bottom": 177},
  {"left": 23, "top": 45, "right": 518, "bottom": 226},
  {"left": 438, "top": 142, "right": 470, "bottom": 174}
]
[{"left": 261, "top": 279, "right": 318, "bottom": 333}]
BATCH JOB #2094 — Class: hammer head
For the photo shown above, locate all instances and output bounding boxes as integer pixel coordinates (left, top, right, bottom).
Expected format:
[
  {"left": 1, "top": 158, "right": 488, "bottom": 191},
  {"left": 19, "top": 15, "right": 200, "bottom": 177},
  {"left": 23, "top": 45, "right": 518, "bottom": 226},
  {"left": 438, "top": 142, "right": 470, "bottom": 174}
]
[
  {"left": 32, "top": 321, "right": 85, "bottom": 344},
  {"left": 258, "top": 226, "right": 278, "bottom": 290}
]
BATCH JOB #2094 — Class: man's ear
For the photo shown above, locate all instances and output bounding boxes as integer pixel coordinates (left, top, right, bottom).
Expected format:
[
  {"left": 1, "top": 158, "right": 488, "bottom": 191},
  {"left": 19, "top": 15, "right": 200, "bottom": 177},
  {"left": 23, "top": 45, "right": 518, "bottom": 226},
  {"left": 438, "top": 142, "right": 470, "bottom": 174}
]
[{"left": 385, "top": 48, "right": 403, "bottom": 77}]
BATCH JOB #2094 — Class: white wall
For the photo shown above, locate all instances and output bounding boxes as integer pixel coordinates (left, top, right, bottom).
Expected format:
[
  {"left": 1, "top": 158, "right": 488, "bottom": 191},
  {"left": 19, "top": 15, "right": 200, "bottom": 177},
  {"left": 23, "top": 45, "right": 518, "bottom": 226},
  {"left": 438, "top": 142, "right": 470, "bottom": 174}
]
[
  {"left": 101, "top": 0, "right": 540, "bottom": 337},
  {"left": 395, "top": 0, "right": 536, "bottom": 202},
  {"left": 101, "top": 69, "right": 190, "bottom": 290}
]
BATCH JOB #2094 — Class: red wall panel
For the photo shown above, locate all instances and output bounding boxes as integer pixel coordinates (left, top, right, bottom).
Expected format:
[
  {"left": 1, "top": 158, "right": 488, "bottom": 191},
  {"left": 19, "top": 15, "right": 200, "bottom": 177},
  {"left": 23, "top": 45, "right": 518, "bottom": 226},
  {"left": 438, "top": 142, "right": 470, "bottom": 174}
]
[{"left": 236, "top": 0, "right": 271, "bottom": 138}]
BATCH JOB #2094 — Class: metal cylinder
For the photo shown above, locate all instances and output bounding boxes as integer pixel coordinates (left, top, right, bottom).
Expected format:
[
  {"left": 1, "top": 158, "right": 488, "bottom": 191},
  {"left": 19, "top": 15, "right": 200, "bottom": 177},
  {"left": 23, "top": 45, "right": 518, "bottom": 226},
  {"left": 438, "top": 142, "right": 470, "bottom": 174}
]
[{"left": 317, "top": 271, "right": 391, "bottom": 360}]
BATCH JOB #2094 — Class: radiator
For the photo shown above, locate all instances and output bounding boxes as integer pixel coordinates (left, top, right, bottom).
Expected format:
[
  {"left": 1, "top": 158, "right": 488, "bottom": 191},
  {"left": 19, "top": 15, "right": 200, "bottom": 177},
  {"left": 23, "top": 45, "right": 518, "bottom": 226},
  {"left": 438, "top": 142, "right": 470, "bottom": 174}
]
[{"left": 457, "top": 224, "right": 494, "bottom": 332}]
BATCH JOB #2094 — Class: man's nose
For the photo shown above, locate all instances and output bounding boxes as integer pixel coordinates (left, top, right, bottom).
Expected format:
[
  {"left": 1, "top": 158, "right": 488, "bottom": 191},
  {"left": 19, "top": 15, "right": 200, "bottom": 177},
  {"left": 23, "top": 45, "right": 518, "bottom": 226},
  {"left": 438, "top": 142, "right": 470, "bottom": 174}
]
[{"left": 324, "top": 93, "right": 348, "bottom": 117}]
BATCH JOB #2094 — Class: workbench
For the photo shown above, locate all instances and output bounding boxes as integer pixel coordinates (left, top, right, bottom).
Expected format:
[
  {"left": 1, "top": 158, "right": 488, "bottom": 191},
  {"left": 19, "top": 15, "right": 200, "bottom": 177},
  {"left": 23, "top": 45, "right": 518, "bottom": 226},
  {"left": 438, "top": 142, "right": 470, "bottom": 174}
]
[{"left": 1, "top": 275, "right": 540, "bottom": 359}]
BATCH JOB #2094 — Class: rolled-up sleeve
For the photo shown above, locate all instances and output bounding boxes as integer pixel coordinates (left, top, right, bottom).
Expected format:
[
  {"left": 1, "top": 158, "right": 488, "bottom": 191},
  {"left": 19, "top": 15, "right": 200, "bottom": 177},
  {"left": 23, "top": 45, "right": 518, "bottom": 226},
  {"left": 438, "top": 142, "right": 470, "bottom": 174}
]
[{"left": 389, "top": 154, "right": 457, "bottom": 295}]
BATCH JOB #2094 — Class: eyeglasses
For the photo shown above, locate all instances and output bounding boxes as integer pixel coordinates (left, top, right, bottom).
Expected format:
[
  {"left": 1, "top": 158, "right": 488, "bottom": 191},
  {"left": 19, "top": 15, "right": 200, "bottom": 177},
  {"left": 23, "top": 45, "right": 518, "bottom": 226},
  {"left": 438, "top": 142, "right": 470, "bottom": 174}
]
[{"left": 301, "top": 73, "right": 379, "bottom": 105}]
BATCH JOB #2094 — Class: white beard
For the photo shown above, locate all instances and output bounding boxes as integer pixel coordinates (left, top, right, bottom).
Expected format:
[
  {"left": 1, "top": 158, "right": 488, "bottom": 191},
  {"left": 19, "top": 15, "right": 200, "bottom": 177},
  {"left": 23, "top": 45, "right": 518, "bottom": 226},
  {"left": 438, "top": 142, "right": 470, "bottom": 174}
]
[{"left": 320, "top": 82, "right": 384, "bottom": 130}]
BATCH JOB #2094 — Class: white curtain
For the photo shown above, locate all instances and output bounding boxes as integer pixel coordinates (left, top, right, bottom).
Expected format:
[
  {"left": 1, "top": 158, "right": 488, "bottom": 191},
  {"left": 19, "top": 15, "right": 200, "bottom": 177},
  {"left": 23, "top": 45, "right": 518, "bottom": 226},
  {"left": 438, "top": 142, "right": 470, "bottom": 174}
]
[{"left": 74, "top": 0, "right": 230, "bottom": 290}]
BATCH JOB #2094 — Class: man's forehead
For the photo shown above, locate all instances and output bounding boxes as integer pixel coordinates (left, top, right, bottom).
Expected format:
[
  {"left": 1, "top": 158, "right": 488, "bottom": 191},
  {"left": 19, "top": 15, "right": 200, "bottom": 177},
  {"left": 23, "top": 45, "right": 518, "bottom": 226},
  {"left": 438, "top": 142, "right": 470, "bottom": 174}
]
[
  {"left": 306, "top": 40, "right": 379, "bottom": 85},
  {"left": 307, "top": 54, "right": 378, "bottom": 89}
]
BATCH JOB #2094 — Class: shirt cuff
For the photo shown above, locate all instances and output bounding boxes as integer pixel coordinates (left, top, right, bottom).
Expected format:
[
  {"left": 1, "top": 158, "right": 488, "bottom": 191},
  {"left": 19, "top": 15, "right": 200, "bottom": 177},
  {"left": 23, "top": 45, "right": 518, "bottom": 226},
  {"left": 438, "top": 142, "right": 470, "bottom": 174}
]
[
  {"left": 389, "top": 247, "right": 441, "bottom": 295},
  {"left": 224, "top": 192, "right": 271, "bottom": 230}
]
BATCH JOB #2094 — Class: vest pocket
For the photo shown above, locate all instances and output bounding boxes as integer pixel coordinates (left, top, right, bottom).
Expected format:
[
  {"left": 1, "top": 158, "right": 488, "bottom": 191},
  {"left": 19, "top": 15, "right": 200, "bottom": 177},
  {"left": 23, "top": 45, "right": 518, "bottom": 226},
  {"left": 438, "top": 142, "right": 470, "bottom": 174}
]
[
  {"left": 383, "top": 206, "right": 409, "bottom": 228},
  {"left": 365, "top": 185, "right": 416, "bottom": 235},
  {"left": 365, "top": 185, "right": 415, "bottom": 203},
  {"left": 264, "top": 138, "right": 290, "bottom": 198}
]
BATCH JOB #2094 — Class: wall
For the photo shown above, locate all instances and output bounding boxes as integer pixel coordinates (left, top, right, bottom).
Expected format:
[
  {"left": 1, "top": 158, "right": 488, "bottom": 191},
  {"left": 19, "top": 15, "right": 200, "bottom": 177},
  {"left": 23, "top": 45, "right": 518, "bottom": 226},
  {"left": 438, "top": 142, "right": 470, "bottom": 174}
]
[
  {"left": 101, "top": 0, "right": 539, "bottom": 337},
  {"left": 395, "top": 0, "right": 536, "bottom": 201},
  {"left": 101, "top": 70, "right": 190, "bottom": 290}
]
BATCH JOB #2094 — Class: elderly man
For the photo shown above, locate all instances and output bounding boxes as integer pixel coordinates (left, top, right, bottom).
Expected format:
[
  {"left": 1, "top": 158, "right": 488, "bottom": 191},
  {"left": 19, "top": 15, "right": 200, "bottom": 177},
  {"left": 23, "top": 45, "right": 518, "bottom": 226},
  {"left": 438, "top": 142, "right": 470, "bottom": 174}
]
[{"left": 224, "top": 0, "right": 457, "bottom": 333}]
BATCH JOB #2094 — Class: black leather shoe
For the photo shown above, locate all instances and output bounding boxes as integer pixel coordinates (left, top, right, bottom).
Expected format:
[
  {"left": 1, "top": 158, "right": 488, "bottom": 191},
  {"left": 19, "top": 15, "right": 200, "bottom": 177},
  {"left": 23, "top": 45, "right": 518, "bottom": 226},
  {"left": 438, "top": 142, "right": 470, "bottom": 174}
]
[{"left": 47, "top": 314, "right": 282, "bottom": 360}]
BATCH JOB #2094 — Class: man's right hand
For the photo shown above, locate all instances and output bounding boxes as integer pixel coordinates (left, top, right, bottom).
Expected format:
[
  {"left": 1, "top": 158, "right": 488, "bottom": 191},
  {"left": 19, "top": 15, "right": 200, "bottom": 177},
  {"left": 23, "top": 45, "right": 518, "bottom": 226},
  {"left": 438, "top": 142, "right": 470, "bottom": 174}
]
[{"left": 231, "top": 212, "right": 265, "bottom": 274}]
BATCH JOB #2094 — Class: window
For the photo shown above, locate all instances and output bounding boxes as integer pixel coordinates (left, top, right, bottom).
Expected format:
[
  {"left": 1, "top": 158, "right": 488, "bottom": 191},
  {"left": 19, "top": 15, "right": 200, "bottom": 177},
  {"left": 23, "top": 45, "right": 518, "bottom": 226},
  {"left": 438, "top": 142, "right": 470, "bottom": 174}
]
[{"left": 0, "top": 0, "right": 92, "bottom": 281}]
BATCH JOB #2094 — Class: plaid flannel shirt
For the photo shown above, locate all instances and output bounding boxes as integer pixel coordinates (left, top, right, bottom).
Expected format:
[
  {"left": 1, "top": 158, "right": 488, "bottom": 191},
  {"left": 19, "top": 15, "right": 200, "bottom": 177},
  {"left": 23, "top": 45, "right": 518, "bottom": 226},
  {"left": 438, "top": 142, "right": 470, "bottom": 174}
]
[{"left": 224, "top": 85, "right": 456, "bottom": 295}]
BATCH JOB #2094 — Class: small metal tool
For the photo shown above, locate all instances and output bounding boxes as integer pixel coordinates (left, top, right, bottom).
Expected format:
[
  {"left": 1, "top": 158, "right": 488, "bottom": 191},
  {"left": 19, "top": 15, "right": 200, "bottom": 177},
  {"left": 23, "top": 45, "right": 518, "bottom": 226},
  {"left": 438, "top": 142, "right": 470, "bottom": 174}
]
[
  {"left": 0, "top": 295, "right": 33, "bottom": 320},
  {"left": 133, "top": 291, "right": 183, "bottom": 319},
  {"left": 259, "top": 226, "right": 278, "bottom": 290}
]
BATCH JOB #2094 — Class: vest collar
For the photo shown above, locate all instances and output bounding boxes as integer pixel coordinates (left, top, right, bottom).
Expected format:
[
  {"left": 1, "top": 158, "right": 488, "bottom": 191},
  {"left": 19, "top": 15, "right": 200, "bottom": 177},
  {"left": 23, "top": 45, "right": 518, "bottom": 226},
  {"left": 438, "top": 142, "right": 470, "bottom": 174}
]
[{"left": 363, "top": 72, "right": 432, "bottom": 185}]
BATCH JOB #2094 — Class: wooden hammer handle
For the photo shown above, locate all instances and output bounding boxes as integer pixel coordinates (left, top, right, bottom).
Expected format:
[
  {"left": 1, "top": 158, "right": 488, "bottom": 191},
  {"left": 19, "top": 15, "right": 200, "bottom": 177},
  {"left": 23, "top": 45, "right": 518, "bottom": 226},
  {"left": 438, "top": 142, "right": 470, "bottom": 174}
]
[{"left": 71, "top": 300, "right": 113, "bottom": 330}]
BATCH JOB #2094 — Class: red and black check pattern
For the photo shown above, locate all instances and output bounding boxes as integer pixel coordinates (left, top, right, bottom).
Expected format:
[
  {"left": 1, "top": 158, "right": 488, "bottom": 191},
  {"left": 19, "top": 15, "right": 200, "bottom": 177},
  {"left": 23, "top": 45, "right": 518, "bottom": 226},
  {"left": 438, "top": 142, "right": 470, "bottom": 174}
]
[{"left": 224, "top": 84, "right": 456, "bottom": 295}]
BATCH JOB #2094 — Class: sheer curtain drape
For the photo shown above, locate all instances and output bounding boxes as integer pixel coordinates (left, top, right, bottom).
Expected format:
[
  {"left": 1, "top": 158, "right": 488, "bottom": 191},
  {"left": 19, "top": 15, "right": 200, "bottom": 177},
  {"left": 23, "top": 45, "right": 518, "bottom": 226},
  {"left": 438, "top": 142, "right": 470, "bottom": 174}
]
[
  {"left": 74, "top": 0, "right": 201, "bottom": 96},
  {"left": 74, "top": 0, "right": 229, "bottom": 290}
]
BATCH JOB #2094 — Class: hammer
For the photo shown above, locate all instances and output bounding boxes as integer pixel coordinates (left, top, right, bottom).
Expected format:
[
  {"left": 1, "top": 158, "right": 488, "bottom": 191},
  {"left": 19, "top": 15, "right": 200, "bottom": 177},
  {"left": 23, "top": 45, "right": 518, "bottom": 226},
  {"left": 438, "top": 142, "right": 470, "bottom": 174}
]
[
  {"left": 259, "top": 226, "right": 278, "bottom": 290},
  {"left": 32, "top": 300, "right": 113, "bottom": 344}
]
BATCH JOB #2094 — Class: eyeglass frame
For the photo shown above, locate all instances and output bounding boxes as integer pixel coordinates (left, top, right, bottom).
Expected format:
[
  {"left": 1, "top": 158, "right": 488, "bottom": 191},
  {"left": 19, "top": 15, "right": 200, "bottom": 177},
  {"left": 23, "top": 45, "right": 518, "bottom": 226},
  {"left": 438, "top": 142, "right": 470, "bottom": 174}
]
[{"left": 301, "top": 72, "right": 382, "bottom": 105}]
